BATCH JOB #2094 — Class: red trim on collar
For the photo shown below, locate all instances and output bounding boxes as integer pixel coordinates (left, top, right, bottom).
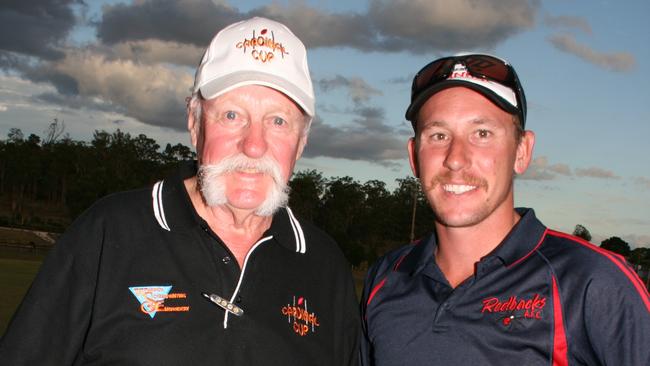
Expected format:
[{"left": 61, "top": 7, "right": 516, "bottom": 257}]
[{"left": 507, "top": 228, "right": 549, "bottom": 268}]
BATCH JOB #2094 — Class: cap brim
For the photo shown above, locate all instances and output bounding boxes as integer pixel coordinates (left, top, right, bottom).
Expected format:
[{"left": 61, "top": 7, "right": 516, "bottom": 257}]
[
  {"left": 404, "top": 80, "right": 519, "bottom": 122},
  {"left": 199, "top": 71, "right": 315, "bottom": 118}
]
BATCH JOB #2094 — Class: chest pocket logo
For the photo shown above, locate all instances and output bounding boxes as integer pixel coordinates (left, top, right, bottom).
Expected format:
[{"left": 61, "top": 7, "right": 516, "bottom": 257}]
[
  {"left": 481, "top": 294, "right": 547, "bottom": 330},
  {"left": 129, "top": 286, "right": 190, "bottom": 319},
  {"left": 281, "top": 295, "right": 320, "bottom": 336}
]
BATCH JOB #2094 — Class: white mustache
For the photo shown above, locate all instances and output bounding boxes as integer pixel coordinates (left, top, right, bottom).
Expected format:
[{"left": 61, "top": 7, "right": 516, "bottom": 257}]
[
  {"left": 199, "top": 154, "right": 284, "bottom": 185},
  {"left": 197, "top": 154, "right": 289, "bottom": 216}
]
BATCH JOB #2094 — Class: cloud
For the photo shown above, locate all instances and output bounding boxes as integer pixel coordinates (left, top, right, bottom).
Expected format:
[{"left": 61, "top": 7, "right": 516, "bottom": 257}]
[
  {"left": 317, "top": 75, "right": 382, "bottom": 106},
  {"left": 544, "top": 15, "right": 592, "bottom": 35},
  {"left": 518, "top": 156, "right": 572, "bottom": 181},
  {"left": 574, "top": 166, "right": 619, "bottom": 179},
  {"left": 1, "top": 0, "right": 540, "bottom": 148},
  {"left": 548, "top": 33, "right": 636, "bottom": 72},
  {"left": 385, "top": 75, "right": 411, "bottom": 84},
  {"left": 111, "top": 40, "right": 204, "bottom": 67},
  {"left": 95, "top": 0, "right": 537, "bottom": 54},
  {"left": 97, "top": 0, "right": 240, "bottom": 47},
  {"left": 35, "top": 92, "right": 124, "bottom": 115},
  {"left": 521, "top": 157, "right": 620, "bottom": 181},
  {"left": 0, "top": 0, "right": 78, "bottom": 60},
  {"left": 366, "top": 0, "right": 537, "bottom": 52},
  {"left": 19, "top": 48, "right": 192, "bottom": 130},
  {"left": 252, "top": 2, "right": 375, "bottom": 50},
  {"left": 303, "top": 112, "right": 407, "bottom": 166},
  {"left": 633, "top": 177, "right": 650, "bottom": 189}
]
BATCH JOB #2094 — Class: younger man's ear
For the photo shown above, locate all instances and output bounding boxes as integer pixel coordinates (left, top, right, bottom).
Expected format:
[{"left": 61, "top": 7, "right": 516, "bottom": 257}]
[
  {"left": 407, "top": 137, "right": 420, "bottom": 178},
  {"left": 514, "top": 130, "right": 535, "bottom": 175}
]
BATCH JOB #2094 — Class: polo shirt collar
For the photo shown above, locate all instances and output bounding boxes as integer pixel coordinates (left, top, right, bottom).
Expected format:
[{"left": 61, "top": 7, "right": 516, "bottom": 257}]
[
  {"left": 489, "top": 208, "right": 547, "bottom": 267},
  {"left": 395, "top": 208, "right": 547, "bottom": 276},
  {"left": 395, "top": 233, "right": 439, "bottom": 276},
  {"left": 151, "top": 161, "right": 307, "bottom": 254}
]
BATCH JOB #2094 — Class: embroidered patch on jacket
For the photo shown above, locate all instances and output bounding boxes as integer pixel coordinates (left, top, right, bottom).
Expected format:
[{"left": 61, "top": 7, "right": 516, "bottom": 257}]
[
  {"left": 129, "top": 286, "right": 190, "bottom": 319},
  {"left": 236, "top": 28, "right": 289, "bottom": 63},
  {"left": 481, "top": 294, "right": 547, "bottom": 330},
  {"left": 281, "top": 295, "right": 320, "bottom": 336}
]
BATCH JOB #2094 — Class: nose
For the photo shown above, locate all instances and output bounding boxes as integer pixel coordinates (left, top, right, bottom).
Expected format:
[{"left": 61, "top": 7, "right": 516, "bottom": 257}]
[
  {"left": 241, "top": 121, "right": 268, "bottom": 159},
  {"left": 443, "top": 137, "right": 469, "bottom": 171}
]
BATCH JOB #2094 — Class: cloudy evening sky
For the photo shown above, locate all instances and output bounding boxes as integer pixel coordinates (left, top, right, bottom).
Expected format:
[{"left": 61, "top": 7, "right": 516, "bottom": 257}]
[{"left": 1, "top": 0, "right": 648, "bottom": 248}]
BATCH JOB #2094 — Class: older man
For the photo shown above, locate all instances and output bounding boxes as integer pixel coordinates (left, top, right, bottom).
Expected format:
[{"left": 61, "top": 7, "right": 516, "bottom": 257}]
[
  {"left": 360, "top": 54, "right": 650, "bottom": 365},
  {"left": 0, "top": 17, "right": 359, "bottom": 365}
]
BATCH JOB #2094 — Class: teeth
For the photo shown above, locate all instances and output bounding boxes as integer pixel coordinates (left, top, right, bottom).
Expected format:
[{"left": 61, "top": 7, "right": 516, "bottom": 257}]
[{"left": 443, "top": 184, "right": 476, "bottom": 194}]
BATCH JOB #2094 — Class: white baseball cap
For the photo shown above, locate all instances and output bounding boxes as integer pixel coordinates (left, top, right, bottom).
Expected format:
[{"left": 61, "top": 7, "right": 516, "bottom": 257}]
[{"left": 193, "top": 17, "right": 315, "bottom": 118}]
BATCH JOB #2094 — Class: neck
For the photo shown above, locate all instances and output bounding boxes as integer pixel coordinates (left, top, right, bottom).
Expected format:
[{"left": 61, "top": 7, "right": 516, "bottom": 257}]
[
  {"left": 434, "top": 206, "right": 520, "bottom": 288},
  {"left": 185, "top": 177, "right": 273, "bottom": 267}
]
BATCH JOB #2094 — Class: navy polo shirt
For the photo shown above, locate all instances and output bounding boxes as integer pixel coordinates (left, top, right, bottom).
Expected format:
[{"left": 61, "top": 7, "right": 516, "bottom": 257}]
[{"left": 361, "top": 208, "right": 650, "bottom": 365}]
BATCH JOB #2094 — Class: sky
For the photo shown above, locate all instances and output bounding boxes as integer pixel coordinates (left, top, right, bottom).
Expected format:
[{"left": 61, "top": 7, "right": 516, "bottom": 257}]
[{"left": 0, "top": 0, "right": 649, "bottom": 248}]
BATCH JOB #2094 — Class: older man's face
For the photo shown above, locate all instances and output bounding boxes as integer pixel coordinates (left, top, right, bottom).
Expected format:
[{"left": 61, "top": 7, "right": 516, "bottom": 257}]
[{"left": 192, "top": 85, "right": 307, "bottom": 215}]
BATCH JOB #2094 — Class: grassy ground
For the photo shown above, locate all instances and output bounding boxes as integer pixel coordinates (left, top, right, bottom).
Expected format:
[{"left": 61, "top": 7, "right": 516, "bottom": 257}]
[{"left": 0, "top": 255, "right": 43, "bottom": 335}]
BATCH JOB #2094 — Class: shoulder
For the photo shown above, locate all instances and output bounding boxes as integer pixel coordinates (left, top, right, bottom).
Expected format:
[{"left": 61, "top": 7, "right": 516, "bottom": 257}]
[
  {"left": 61, "top": 185, "right": 159, "bottom": 242},
  {"left": 295, "top": 216, "right": 347, "bottom": 262},
  {"left": 539, "top": 229, "right": 649, "bottom": 310},
  {"left": 363, "top": 242, "right": 419, "bottom": 296},
  {"left": 90, "top": 187, "right": 153, "bottom": 214},
  {"left": 539, "top": 229, "right": 633, "bottom": 277}
]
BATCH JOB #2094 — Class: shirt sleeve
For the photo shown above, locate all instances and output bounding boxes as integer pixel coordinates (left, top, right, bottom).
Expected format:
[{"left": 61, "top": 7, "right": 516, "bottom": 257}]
[
  {"left": 340, "top": 267, "right": 361, "bottom": 366},
  {"left": 0, "top": 207, "right": 104, "bottom": 365},
  {"left": 359, "top": 260, "right": 383, "bottom": 366},
  {"left": 583, "top": 259, "right": 650, "bottom": 365}
]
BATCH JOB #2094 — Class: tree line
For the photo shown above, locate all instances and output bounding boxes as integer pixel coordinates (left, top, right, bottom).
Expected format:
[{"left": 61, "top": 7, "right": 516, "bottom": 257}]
[{"left": 1, "top": 122, "right": 648, "bottom": 273}]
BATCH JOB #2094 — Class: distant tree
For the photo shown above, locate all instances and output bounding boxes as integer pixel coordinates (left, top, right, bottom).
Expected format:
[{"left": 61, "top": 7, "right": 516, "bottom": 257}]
[
  {"left": 162, "top": 143, "right": 195, "bottom": 164},
  {"left": 288, "top": 170, "right": 325, "bottom": 222},
  {"left": 630, "top": 248, "right": 650, "bottom": 267},
  {"left": 7, "top": 128, "right": 24, "bottom": 142},
  {"left": 572, "top": 224, "right": 592, "bottom": 242},
  {"left": 600, "top": 236, "right": 631, "bottom": 257},
  {"left": 319, "top": 176, "right": 365, "bottom": 266},
  {"left": 43, "top": 118, "right": 66, "bottom": 144}
]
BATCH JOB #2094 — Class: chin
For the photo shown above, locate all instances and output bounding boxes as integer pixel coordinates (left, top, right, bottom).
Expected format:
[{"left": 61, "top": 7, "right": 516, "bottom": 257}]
[{"left": 434, "top": 206, "right": 491, "bottom": 228}]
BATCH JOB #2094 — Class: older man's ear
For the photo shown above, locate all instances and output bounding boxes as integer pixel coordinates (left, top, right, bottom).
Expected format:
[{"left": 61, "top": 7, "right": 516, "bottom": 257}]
[{"left": 187, "top": 103, "right": 201, "bottom": 154}]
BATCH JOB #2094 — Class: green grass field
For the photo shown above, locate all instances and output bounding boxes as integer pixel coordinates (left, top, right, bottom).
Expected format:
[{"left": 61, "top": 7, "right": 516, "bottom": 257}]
[{"left": 0, "top": 256, "right": 43, "bottom": 335}]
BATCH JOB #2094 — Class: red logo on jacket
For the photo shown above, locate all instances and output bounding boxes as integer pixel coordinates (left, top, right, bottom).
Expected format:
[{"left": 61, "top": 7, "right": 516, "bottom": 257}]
[{"left": 481, "top": 294, "right": 547, "bottom": 327}]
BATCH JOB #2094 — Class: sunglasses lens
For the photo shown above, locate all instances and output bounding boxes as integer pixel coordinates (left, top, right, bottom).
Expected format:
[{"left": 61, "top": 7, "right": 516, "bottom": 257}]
[
  {"left": 413, "top": 59, "right": 454, "bottom": 96},
  {"left": 465, "top": 55, "right": 510, "bottom": 81}
]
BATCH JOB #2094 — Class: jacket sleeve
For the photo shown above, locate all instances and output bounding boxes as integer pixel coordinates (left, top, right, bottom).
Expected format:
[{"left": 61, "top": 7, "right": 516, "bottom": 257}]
[
  {"left": 0, "top": 206, "right": 104, "bottom": 365},
  {"left": 583, "top": 259, "right": 650, "bottom": 365}
]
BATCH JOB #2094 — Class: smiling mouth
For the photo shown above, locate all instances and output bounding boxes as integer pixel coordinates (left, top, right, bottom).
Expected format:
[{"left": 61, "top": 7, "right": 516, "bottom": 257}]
[{"left": 442, "top": 184, "right": 477, "bottom": 195}]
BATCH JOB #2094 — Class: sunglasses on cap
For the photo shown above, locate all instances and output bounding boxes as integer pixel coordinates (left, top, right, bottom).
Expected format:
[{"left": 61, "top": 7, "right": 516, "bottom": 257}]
[{"left": 405, "top": 54, "right": 527, "bottom": 128}]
